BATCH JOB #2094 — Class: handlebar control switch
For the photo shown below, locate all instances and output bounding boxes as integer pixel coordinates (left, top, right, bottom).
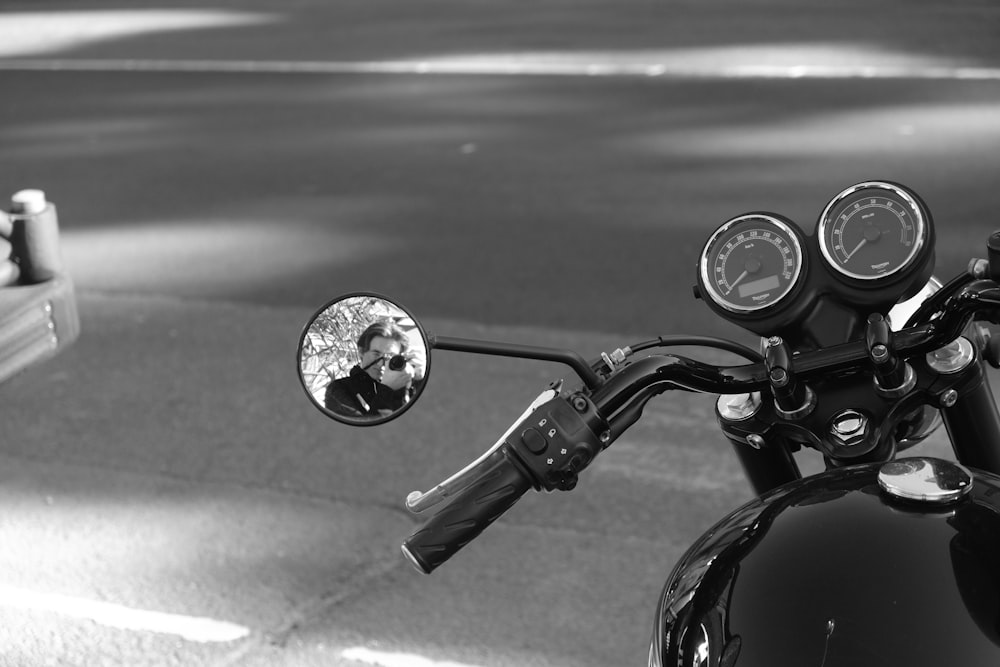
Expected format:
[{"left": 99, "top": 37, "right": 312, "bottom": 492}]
[
  {"left": 866, "top": 313, "right": 915, "bottom": 397},
  {"left": 508, "top": 394, "right": 608, "bottom": 493},
  {"left": 764, "top": 336, "right": 815, "bottom": 420},
  {"left": 401, "top": 391, "right": 607, "bottom": 573},
  {"left": 519, "top": 428, "right": 548, "bottom": 455}
]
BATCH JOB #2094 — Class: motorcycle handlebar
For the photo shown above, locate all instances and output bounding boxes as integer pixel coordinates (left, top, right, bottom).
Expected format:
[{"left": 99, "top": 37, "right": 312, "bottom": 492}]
[
  {"left": 401, "top": 445, "right": 534, "bottom": 574},
  {"left": 587, "top": 279, "right": 1000, "bottom": 406},
  {"left": 398, "top": 276, "right": 1000, "bottom": 574}
]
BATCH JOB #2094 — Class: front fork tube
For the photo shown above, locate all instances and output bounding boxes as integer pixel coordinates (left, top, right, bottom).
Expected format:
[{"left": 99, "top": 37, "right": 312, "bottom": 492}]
[
  {"left": 726, "top": 436, "right": 802, "bottom": 496},
  {"left": 942, "top": 361, "right": 1000, "bottom": 476}
]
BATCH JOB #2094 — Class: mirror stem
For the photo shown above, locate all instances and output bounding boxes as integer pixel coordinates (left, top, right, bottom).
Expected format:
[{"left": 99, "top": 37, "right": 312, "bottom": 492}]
[{"left": 430, "top": 335, "right": 602, "bottom": 390}]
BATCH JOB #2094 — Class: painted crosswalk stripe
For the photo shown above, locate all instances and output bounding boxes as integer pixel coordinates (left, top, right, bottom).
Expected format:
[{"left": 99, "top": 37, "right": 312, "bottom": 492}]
[
  {"left": 0, "top": 584, "right": 250, "bottom": 643},
  {"left": 342, "top": 647, "right": 485, "bottom": 667}
]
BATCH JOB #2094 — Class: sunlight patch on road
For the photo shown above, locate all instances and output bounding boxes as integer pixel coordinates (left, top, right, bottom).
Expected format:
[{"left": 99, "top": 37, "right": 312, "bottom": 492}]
[
  {"left": 0, "top": 584, "right": 249, "bottom": 642},
  {"left": 342, "top": 647, "right": 484, "bottom": 667},
  {"left": 641, "top": 102, "right": 1000, "bottom": 159},
  {"left": 384, "top": 43, "right": 998, "bottom": 80},
  {"left": 0, "top": 10, "right": 275, "bottom": 58},
  {"left": 0, "top": 42, "right": 997, "bottom": 80},
  {"left": 59, "top": 203, "right": 411, "bottom": 298}
]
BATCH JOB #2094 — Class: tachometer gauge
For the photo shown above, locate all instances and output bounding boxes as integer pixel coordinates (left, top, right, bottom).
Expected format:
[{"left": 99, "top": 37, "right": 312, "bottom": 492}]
[
  {"left": 817, "top": 181, "right": 930, "bottom": 281},
  {"left": 699, "top": 214, "right": 804, "bottom": 313}
]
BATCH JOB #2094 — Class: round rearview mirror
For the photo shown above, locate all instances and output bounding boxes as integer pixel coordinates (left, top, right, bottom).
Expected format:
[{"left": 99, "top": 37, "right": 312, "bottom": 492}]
[{"left": 297, "top": 293, "right": 430, "bottom": 426}]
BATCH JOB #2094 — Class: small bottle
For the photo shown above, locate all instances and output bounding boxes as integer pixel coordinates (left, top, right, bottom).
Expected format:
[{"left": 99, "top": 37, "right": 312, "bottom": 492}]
[{"left": 9, "top": 189, "right": 62, "bottom": 284}]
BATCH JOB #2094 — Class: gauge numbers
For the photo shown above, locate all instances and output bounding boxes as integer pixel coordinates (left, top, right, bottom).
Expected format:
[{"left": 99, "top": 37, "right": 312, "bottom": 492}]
[
  {"left": 700, "top": 214, "right": 804, "bottom": 313},
  {"left": 818, "top": 182, "right": 927, "bottom": 281}
]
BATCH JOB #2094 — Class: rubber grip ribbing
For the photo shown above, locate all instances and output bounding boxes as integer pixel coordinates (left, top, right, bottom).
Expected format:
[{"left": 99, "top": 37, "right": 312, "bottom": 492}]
[{"left": 402, "top": 447, "right": 532, "bottom": 573}]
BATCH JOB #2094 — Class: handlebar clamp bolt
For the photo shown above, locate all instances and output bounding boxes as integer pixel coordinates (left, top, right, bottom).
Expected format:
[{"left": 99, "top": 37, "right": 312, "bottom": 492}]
[
  {"left": 940, "top": 389, "right": 959, "bottom": 408},
  {"left": 571, "top": 396, "right": 589, "bottom": 413}
]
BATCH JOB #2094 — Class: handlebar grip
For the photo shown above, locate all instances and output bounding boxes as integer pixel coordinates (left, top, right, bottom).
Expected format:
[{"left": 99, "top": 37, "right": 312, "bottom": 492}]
[{"left": 401, "top": 446, "right": 533, "bottom": 574}]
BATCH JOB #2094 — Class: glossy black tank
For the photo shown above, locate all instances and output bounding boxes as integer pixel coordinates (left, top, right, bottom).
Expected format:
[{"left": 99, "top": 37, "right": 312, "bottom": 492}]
[{"left": 649, "top": 458, "right": 1000, "bottom": 667}]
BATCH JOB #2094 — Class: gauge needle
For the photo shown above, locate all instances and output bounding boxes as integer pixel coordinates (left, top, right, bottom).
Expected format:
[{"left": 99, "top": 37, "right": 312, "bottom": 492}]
[
  {"left": 843, "top": 239, "right": 867, "bottom": 262},
  {"left": 725, "top": 270, "right": 749, "bottom": 296}
]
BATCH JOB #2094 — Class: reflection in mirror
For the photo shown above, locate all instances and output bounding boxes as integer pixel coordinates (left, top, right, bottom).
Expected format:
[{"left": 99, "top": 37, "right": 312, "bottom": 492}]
[{"left": 297, "top": 293, "right": 429, "bottom": 426}]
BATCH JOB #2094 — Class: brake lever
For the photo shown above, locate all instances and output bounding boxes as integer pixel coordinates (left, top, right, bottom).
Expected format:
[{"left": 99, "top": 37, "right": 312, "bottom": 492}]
[{"left": 405, "top": 383, "right": 562, "bottom": 513}]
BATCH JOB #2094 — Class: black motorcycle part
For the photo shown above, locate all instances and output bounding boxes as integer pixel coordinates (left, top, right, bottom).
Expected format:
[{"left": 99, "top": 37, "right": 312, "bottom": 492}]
[
  {"left": 816, "top": 181, "right": 934, "bottom": 286},
  {"left": 694, "top": 181, "right": 935, "bottom": 350},
  {"left": 402, "top": 446, "right": 533, "bottom": 574},
  {"left": 697, "top": 213, "right": 808, "bottom": 315},
  {"left": 509, "top": 393, "right": 606, "bottom": 492},
  {"left": 941, "top": 360, "right": 1000, "bottom": 476},
  {"left": 430, "top": 334, "right": 601, "bottom": 389},
  {"left": 987, "top": 230, "right": 1000, "bottom": 280},
  {"left": 865, "top": 312, "right": 908, "bottom": 390},
  {"left": 725, "top": 435, "right": 801, "bottom": 496},
  {"left": 650, "top": 461, "right": 1000, "bottom": 667}
]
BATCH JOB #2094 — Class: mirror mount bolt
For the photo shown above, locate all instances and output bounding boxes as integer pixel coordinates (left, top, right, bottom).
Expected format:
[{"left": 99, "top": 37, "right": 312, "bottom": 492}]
[
  {"left": 764, "top": 336, "right": 815, "bottom": 420},
  {"left": 867, "top": 313, "right": 915, "bottom": 397}
]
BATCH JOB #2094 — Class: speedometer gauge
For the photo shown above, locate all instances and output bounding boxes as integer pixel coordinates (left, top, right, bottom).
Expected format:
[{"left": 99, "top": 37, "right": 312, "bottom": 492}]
[
  {"left": 699, "top": 214, "right": 804, "bottom": 313},
  {"left": 818, "top": 181, "right": 930, "bottom": 281}
]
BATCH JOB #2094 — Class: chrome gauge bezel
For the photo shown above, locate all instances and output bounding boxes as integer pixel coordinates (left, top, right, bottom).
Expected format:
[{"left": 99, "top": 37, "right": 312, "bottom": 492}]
[
  {"left": 817, "top": 181, "right": 929, "bottom": 282},
  {"left": 698, "top": 214, "right": 805, "bottom": 314}
]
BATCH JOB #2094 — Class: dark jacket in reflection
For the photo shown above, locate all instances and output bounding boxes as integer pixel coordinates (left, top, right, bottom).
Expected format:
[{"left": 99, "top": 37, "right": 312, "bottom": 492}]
[{"left": 325, "top": 365, "right": 409, "bottom": 418}]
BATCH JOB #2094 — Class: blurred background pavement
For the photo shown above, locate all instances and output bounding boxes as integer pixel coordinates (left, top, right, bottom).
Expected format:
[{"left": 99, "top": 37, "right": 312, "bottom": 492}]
[{"left": 0, "top": 1, "right": 996, "bottom": 665}]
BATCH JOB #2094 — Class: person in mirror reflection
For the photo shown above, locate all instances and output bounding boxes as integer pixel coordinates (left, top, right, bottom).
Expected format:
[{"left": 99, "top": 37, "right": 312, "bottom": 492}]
[{"left": 325, "top": 320, "right": 420, "bottom": 419}]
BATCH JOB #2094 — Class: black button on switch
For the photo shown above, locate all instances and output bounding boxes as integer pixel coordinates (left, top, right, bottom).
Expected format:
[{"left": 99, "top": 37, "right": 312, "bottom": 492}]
[{"left": 520, "top": 428, "right": 548, "bottom": 454}]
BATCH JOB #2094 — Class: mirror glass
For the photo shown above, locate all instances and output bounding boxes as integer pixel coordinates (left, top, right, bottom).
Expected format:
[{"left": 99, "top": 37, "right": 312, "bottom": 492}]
[{"left": 297, "top": 293, "right": 430, "bottom": 425}]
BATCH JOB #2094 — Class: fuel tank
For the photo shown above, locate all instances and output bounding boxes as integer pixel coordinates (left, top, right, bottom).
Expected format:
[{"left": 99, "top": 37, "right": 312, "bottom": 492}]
[{"left": 649, "top": 457, "right": 1000, "bottom": 667}]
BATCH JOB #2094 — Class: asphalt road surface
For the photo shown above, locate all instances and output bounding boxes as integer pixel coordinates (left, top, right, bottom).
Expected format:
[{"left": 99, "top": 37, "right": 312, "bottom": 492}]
[{"left": 0, "top": 2, "right": 997, "bottom": 665}]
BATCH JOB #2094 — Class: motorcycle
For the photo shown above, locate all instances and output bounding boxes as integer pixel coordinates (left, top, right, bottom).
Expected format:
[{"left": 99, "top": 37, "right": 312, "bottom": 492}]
[{"left": 296, "top": 180, "right": 1000, "bottom": 666}]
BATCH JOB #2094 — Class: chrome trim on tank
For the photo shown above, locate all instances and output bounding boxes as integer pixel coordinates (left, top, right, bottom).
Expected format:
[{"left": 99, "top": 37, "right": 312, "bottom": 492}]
[{"left": 878, "top": 457, "right": 973, "bottom": 504}]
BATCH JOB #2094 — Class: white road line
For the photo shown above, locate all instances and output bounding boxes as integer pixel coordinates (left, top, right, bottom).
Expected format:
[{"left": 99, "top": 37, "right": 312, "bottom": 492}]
[
  {"left": 0, "top": 584, "right": 250, "bottom": 643},
  {"left": 1, "top": 57, "right": 1000, "bottom": 80},
  {"left": 342, "top": 647, "right": 485, "bottom": 667}
]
